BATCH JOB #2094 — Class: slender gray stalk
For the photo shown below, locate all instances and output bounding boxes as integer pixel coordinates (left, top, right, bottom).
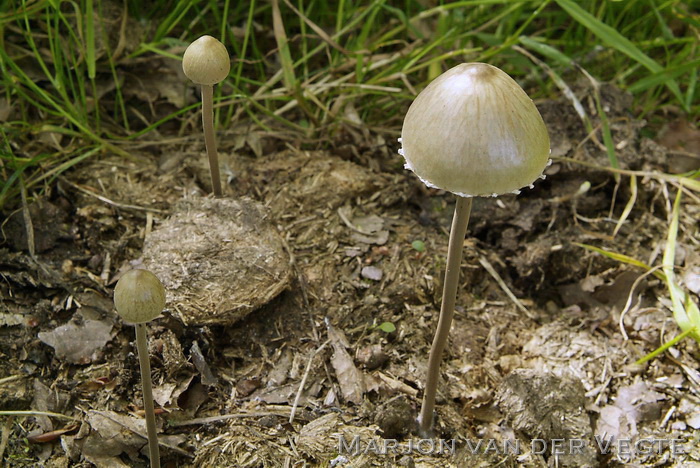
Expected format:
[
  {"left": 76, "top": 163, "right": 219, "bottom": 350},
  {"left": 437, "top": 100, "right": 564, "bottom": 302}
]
[
  {"left": 136, "top": 323, "right": 160, "bottom": 468},
  {"left": 418, "top": 195, "right": 473, "bottom": 436},
  {"left": 201, "top": 84, "right": 222, "bottom": 197}
]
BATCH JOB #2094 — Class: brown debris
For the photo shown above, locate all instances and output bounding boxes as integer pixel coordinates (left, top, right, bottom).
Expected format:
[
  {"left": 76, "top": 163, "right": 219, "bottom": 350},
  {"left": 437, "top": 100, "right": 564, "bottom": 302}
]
[{"left": 143, "top": 196, "right": 292, "bottom": 325}]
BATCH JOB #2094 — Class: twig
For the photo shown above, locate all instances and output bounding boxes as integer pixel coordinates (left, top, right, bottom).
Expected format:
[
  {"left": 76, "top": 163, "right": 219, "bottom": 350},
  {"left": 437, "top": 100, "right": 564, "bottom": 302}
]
[
  {"left": 0, "top": 410, "right": 77, "bottom": 421},
  {"left": 19, "top": 177, "right": 35, "bottom": 259},
  {"left": 0, "top": 416, "right": 12, "bottom": 462},
  {"left": 554, "top": 156, "right": 700, "bottom": 192},
  {"left": 59, "top": 178, "right": 166, "bottom": 213},
  {"left": 289, "top": 340, "right": 329, "bottom": 424},
  {"left": 478, "top": 256, "right": 535, "bottom": 320},
  {"left": 0, "top": 375, "right": 26, "bottom": 386},
  {"left": 618, "top": 266, "right": 662, "bottom": 340},
  {"left": 168, "top": 409, "right": 299, "bottom": 427}
]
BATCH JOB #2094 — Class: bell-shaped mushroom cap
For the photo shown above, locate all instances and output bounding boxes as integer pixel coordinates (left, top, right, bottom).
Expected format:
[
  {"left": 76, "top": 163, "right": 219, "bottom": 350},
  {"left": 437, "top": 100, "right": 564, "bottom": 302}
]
[
  {"left": 182, "top": 35, "right": 231, "bottom": 86},
  {"left": 400, "top": 63, "right": 550, "bottom": 197},
  {"left": 114, "top": 269, "right": 166, "bottom": 324}
]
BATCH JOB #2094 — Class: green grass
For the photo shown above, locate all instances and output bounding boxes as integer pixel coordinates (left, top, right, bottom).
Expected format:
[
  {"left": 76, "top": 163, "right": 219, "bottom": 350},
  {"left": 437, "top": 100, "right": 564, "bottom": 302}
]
[{"left": 0, "top": 0, "right": 697, "bottom": 207}]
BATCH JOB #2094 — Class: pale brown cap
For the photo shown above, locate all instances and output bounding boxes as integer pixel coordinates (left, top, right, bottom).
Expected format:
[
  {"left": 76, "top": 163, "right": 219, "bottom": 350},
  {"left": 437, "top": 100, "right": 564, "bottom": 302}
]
[
  {"left": 400, "top": 63, "right": 550, "bottom": 197},
  {"left": 182, "top": 35, "right": 231, "bottom": 86},
  {"left": 114, "top": 269, "right": 166, "bottom": 324}
]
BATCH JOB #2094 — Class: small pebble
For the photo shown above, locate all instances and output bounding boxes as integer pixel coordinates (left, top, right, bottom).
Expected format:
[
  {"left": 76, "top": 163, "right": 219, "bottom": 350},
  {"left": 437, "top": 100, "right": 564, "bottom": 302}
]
[{"left": 361, "top": 266, "right": 383, "bottom": 281}]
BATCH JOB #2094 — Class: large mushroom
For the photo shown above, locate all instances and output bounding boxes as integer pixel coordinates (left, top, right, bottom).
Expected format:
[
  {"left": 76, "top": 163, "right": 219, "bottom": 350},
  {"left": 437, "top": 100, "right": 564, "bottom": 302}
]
[{"left": 400, "top": 63, "right": 550, "bottom": 435}]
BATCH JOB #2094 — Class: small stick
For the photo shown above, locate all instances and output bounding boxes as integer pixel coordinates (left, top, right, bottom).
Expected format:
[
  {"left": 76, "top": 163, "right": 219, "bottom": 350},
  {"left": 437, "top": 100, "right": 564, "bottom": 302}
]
[
  {"left": 289, "top": 340, "right": 329, "bottom": 424},
  {"left": 418, "top": 196, "right": 472, "bottom": 436}
]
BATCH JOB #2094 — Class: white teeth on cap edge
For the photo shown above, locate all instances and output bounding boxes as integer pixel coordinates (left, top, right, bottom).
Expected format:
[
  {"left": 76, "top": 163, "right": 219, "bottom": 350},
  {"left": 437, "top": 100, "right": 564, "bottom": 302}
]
[
  {"left": 398, "top": 148, "right": 405, "bottom": 156},
  {"left": 398, "top": 137, "right": 402, "bottom": 143},
  {"left": 402, "top": 164, "right": 548, "bottom": 198}
]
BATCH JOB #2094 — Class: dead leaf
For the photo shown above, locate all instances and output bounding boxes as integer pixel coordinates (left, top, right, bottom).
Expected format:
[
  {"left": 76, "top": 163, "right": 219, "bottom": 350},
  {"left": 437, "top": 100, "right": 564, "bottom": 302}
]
[
  {"left": 353, "top": 214, "right": 383, "bottom": 234},
  {"left": 267, "top": 348, "right": 292, "bottom": 387},
  {"left": 684, "top": 266, "right": 700, "bottom": 295},
  {"left": 190, "top": 341, "right": 217, "bottom": 386},
  {"left": 326, "top": 321, "right": 364, "bottom": 405},
  {"left": 38, "top": 319, "right": 113, "bottom": 364},
  {"left": 350, "top": 230, "right": 389, "bottom": 245},
  {"left": 152, "top": 383, "right": 177, "bottom": 408},
  {"left": 83, "top": 410, "right": 190, "bottom": 465},
  {"left": 127, "top": 59, "right": 186, "bottom": 109},
  {"left": 580, "top": 275, "right": 605, "bottom": 293},
  {"left": 337, "top": 206, "right": 389, "bottom": 245},
  {"left": 595, "top": 381, "right": 666, "bottom": 441},
  {"left": 154, "top": 374, "right": 194, "bottom": 408},
  {"left": 32, "top": 379, "right": 69, "bottom": 432},
  {"left": 679, "top": 398, "right": 700, "bottom": 429},
  {"left": 656, "top": 118, "right": 700, "bottom": 173},
  {"left": 246, "top": 132, "right": 263, "bottom": 157},
  {"left": 253, "top": 382, "right": 298, "bottom": 404},
  {"left": 27, "top": 424, "right": 79, "bottom": 443},
  {"left": 82, "top": 411, "right": 145, "bottom": 467}
]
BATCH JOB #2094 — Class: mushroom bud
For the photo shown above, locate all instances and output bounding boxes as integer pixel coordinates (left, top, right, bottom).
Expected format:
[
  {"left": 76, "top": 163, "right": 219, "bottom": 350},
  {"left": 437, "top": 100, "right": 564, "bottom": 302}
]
[
  {"left": 114, "top": 269, "right": 166, "bottom": 324},
  {"left": 182, "top": 35, "right": 230, "bottom": 86},
  {"left": 114, "top": 269, "right": 165, "bottom": 468},
  {"left": 183, "top": 35, "right": 231, "bottom": 197},
  {"left": 400, "top": 63, "right": 550, "bottom": 435}
]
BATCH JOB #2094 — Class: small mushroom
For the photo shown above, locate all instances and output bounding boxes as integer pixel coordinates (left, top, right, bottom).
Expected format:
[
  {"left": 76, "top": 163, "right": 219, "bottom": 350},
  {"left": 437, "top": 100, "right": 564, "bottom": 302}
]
[
  {"left": 114, "top": 269, "right": 166, "bottom": 468},
  {"left": 400, "top": 63, "right": 550, "bottom": 435},
  {"left": 183, "top": 35, "right": 231, "bottom": 197}
]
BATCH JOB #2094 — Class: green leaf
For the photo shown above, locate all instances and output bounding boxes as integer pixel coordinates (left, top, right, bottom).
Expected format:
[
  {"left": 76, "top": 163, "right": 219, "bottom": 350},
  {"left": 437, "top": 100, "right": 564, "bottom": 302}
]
[
  {"left": 628, "top": 59, "right": 700, "bottom": 94},
  {"left": 518, "top": 36, "right": 573, "bottom": 67},
  {"left": 377, "top": 322, "right": 396, "bottom": 333},
  {"left": 411, "top": 240, "right": 426, "bottom": 252},
  {"left": 574, "top": 243, "right": 664, "bottom": 280}
]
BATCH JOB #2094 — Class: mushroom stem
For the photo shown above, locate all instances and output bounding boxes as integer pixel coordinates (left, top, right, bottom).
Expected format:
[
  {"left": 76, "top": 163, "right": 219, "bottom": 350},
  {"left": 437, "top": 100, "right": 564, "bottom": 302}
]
[
  {"left": 418, "top": 195, "right": 472, "bottom": 436},
  {"left": 135, "top": 323, "right": 160, "bottom": 468},
  {"left": 200, "top": 84, "right": 222, "bottom": 197}
]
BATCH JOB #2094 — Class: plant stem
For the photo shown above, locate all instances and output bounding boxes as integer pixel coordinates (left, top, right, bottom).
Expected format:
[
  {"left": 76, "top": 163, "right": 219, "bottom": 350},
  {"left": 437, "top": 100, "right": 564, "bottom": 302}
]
[
  {"left": 418, "top": 195, "right": 473, "bottom": 436},
  {"left": 135, "top": 323, "right": 160, "bottom": 468},
  {"left": 201, "top": 84, "right": 222, "bottom": 197}
]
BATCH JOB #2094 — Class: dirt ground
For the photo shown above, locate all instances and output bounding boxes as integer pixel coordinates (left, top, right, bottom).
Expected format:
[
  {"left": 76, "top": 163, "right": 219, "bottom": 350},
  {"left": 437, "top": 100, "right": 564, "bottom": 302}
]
[{"left": 1, "top": 81, "right": 700, "bottom": 467}]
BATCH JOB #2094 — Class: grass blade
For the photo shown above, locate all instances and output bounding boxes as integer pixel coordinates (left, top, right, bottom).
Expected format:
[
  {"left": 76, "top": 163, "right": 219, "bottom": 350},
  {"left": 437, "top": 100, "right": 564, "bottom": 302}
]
[
  {"left": 271, "top": 0, "right": 296, "bottom": 92},
  {"left": 635, "top": 327, "right": 697, "bottom": 365},
  {"left": 85, "top": 0, "right": 95, "bottom": 79},
  {"left": 628, "top": 59, "right": 700, "bottom": 94},
  {"left": 574, "top": 242, "right": 665, "bottom": 281},
  {"left": 612, "top": 175, "right": 637, "bottom": 237},
  {"left": 554, "top": 0, "right": 686, "bottom": 111}
]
